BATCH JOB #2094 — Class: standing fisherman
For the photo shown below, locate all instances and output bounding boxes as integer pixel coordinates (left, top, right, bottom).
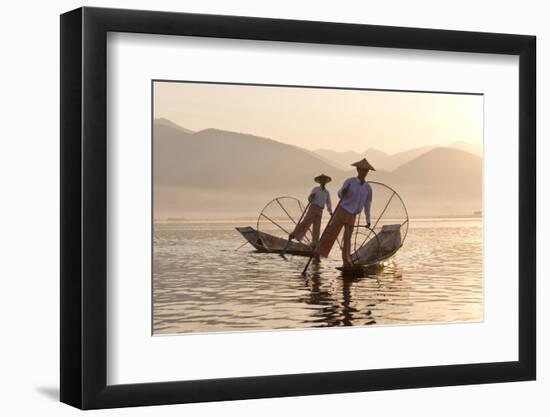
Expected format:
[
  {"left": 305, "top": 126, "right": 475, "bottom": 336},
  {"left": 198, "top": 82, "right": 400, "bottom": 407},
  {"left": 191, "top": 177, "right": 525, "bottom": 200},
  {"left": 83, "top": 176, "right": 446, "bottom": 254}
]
[
  {"left": 316, "top": 158, "right": 375, "bottom": 267},
  {"left": 281, "top": 174, "right": 333, "bottom": 256}
]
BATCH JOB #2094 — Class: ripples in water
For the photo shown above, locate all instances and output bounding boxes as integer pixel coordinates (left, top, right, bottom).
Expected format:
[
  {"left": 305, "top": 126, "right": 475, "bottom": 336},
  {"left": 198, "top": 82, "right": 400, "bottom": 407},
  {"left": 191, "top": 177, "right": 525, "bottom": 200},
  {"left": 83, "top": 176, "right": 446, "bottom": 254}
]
[{"left": 153, "top": 219, "right": 482, "bottom": 334}]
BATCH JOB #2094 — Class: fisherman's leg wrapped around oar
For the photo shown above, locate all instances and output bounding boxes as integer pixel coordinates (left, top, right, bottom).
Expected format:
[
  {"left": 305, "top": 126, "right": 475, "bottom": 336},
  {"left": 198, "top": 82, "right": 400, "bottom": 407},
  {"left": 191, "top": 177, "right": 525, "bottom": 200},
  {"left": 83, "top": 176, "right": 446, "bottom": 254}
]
[
  {"left": 341, "top": 221, "right": 355, "bottom": 266},
  {"left": 316, "top": 206, "right": 356, "bottom": 258},
  {"left": 311, "top": 210, "right": 322, "bottom": 247},
  {"left": 291, "top": 204, "right": 322, "bottom": 244}
]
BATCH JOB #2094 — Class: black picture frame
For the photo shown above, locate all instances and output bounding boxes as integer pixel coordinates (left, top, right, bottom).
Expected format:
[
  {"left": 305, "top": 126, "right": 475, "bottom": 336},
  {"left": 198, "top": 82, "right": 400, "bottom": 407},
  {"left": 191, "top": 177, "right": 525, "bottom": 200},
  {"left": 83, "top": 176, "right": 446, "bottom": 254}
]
[{"left": 60, "top": 6, "right": 536, "bottom": 410}]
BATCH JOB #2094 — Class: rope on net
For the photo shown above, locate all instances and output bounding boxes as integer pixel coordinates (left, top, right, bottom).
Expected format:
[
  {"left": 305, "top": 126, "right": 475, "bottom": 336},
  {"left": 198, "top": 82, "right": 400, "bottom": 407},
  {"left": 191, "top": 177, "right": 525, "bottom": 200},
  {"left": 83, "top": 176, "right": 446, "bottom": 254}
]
[
  {"left": 278, "top": 198, "right": 312, "bottom": 245},
  {"left": 259, "top": 213, "right": 293, "bottom": 236},
  {"left": 257, "top": 196, "right": 315, "bottom": 250},
  {"left": 356, "top": 190, "right": 396, "bottom": 251}
]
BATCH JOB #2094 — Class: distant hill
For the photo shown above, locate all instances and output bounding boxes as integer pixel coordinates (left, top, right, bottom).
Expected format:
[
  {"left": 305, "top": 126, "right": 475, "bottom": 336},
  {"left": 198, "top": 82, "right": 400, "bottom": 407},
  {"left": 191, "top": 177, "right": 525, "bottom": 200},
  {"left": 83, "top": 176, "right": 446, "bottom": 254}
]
[
  {"left": 361, "top": 148, "right": 389, "bottom": 169},
  {"left": 317, "top": 142, "right": 482, "bottom": 172},
  {"left": 394, "top": 147, "right": 481, "bottom": 183},
  {"left": 449, "top": 141, "right": 482, "bottom": 156},
  {"left": 154, "top": 122, "right": 348, "bottom": 190},
  {"left": 155, "top": 117, "right": 195, "bottom": 134},
  {"left": 155, "top": 121, "right": 352, "bottom": 217},
  {"left": 154, "top": 119, "right": 481, "bottom": 218},
  {"left": 392, "top": 147, "right": 481, "bottom": 215},
  {"left": 313, "top": 149, "right": 364, "bottom": 170},
  {"left": 315, "top": 145, "right": 437, "bottom": 171},
  {"left": 375, "top": 145, "right": 436, "bottom": 171}
]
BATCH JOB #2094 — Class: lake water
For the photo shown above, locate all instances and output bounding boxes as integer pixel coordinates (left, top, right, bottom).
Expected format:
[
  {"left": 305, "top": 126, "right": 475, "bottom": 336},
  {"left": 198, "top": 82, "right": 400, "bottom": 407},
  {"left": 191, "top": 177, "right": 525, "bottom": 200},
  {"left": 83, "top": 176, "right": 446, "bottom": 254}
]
[{"left": 153, "top": 218, "right": 483, "bottom": 334}]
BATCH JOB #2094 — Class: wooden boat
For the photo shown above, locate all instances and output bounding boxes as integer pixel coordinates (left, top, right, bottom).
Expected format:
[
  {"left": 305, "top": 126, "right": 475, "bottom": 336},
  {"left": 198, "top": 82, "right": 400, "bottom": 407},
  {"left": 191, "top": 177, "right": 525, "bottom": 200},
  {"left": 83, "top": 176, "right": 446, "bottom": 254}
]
[
  {"left": 235, "top": 226, "right": 313, "bottom": 256},
  {"left": 335, "top": 224, "right": 403, "bottom": 276},
  {"left": 351, "top": 224, "right": 403, "bottom": 265}
]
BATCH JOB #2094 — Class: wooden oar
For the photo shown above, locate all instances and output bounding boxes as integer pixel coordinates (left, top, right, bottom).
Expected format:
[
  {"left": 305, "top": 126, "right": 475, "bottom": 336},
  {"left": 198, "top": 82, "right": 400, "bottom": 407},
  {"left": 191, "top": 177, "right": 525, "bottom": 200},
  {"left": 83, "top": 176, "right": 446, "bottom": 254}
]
[
  {"left": 301, "top": 182, "right": 351, "bottom": 275},
  {"left": 234, "top": 241, "right": 249, "bottom": 251}
]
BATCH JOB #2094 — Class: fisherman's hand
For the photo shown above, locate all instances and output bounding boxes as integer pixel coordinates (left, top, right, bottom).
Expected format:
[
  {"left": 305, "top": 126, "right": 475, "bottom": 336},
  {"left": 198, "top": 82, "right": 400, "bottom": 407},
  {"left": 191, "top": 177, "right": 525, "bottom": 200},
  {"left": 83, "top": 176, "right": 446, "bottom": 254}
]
[
  {"left": 366, "top": 223, "right": 371, "bottom": 229},
  {"left": 329, "top": 211, "right": 333, "bottom": 216}
]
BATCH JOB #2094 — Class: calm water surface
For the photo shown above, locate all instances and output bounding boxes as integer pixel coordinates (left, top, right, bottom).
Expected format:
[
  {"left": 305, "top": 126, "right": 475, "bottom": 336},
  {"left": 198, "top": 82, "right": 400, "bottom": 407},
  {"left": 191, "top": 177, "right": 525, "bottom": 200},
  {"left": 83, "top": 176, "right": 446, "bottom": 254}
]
[{"left": 153, "top": 218, "right": 482, "bottom": 334}]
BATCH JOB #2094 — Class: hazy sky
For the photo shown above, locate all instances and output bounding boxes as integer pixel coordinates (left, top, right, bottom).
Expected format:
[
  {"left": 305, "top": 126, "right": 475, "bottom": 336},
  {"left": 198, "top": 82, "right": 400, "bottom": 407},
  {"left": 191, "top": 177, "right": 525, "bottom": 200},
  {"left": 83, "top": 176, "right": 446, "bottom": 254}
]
[{"left": 154, "top": 81, "right": 483, "bottom": 154}]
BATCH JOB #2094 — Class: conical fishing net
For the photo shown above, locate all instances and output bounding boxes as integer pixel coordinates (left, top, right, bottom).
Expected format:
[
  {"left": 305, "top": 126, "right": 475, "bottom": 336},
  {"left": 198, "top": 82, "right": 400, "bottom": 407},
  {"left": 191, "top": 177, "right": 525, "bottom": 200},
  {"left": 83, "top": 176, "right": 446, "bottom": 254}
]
[
  {"left": 256, "top": 196, "right": 313, "bottom": 253},
  {"left": 351, "top": 181, "right": 409, "bottom": 265}
]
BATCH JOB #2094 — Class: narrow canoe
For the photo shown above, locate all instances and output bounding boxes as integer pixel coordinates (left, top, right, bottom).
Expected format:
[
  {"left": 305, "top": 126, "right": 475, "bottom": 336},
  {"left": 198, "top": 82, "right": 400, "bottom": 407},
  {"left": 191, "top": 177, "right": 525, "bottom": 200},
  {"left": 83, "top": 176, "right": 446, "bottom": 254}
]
[{"left": 235, "top": 226, "right": 312, "bottom": 256}]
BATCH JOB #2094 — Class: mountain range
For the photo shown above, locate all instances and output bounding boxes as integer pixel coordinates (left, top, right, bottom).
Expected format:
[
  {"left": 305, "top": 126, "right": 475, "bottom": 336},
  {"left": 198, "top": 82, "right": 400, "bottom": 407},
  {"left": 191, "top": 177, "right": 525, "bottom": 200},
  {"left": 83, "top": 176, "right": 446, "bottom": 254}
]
[
  {"left": 154, "top": 119, "right": 482, "bottom": 219},
  {"left": 315, "top": 141, "right": 481, "bottom": 171}
]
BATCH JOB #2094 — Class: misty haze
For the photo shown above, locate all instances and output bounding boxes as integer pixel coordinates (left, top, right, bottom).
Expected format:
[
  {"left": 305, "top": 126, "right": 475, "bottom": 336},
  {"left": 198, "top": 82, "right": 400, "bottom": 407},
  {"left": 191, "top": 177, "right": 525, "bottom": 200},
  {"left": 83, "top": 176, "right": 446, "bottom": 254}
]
[{"left": 154, "top": 118, "right": 481, "bottom": 220}]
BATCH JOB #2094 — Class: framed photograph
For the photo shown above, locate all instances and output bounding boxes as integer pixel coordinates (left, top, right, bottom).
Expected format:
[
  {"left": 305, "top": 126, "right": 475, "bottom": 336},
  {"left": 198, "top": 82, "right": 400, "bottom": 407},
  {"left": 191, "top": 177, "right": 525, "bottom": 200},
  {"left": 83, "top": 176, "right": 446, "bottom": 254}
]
[{"left": 60, "top": 6, "right": 536, "bottom": 409}]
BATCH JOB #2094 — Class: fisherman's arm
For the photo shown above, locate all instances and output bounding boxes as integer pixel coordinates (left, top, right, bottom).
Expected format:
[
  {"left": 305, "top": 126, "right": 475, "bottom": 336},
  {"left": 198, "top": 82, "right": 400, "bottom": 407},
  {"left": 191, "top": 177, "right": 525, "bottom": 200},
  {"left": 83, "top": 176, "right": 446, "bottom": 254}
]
[
  {"left": 338, "top": 179, "right": 351, "bottom": 199},
  {"left": 364, "top": 187, "right": 372, "bottom": 228},
  {"left": 326, "top": 192, "right": 333, "bottom": 215}
]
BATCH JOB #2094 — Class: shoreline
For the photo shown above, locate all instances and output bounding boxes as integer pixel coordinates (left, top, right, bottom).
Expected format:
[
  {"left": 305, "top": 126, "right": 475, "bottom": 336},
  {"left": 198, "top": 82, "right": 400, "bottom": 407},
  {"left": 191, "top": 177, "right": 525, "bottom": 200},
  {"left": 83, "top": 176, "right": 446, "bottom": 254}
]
[{"left": 154, "top": 214, "right": 482, "bottom": 224}]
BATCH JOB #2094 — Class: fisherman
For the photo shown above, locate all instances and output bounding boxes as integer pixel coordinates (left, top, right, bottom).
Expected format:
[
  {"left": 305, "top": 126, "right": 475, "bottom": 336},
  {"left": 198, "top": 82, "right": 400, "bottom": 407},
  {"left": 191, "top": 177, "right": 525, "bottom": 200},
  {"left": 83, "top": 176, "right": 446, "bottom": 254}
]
[
  {"left": 316, "top": 158, "right": 375, "bottom": 267},
  {"left": 281, "top": 174, "right": 333, "bottom": 255}
]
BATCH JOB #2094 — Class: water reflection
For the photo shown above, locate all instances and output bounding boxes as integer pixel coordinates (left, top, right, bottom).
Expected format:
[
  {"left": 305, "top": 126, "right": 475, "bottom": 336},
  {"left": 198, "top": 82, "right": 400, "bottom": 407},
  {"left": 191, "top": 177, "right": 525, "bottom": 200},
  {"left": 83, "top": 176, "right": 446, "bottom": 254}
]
[
  {"left": 153, "top": 219, "right": 483, "bottom": 334},
  {"left": 299, "top": 261, "right": 369, "bottom": 327}
]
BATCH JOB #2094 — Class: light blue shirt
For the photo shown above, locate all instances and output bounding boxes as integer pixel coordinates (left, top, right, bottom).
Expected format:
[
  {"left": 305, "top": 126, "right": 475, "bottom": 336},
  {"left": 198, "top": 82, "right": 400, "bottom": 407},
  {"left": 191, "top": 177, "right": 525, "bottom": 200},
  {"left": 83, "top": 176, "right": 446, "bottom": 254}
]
[
  {"left": 308, "top": 186, "right": 332, "bottom": 212},
  {"left": 337, "top": 177, "right": 373, "bottom": 223}
]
